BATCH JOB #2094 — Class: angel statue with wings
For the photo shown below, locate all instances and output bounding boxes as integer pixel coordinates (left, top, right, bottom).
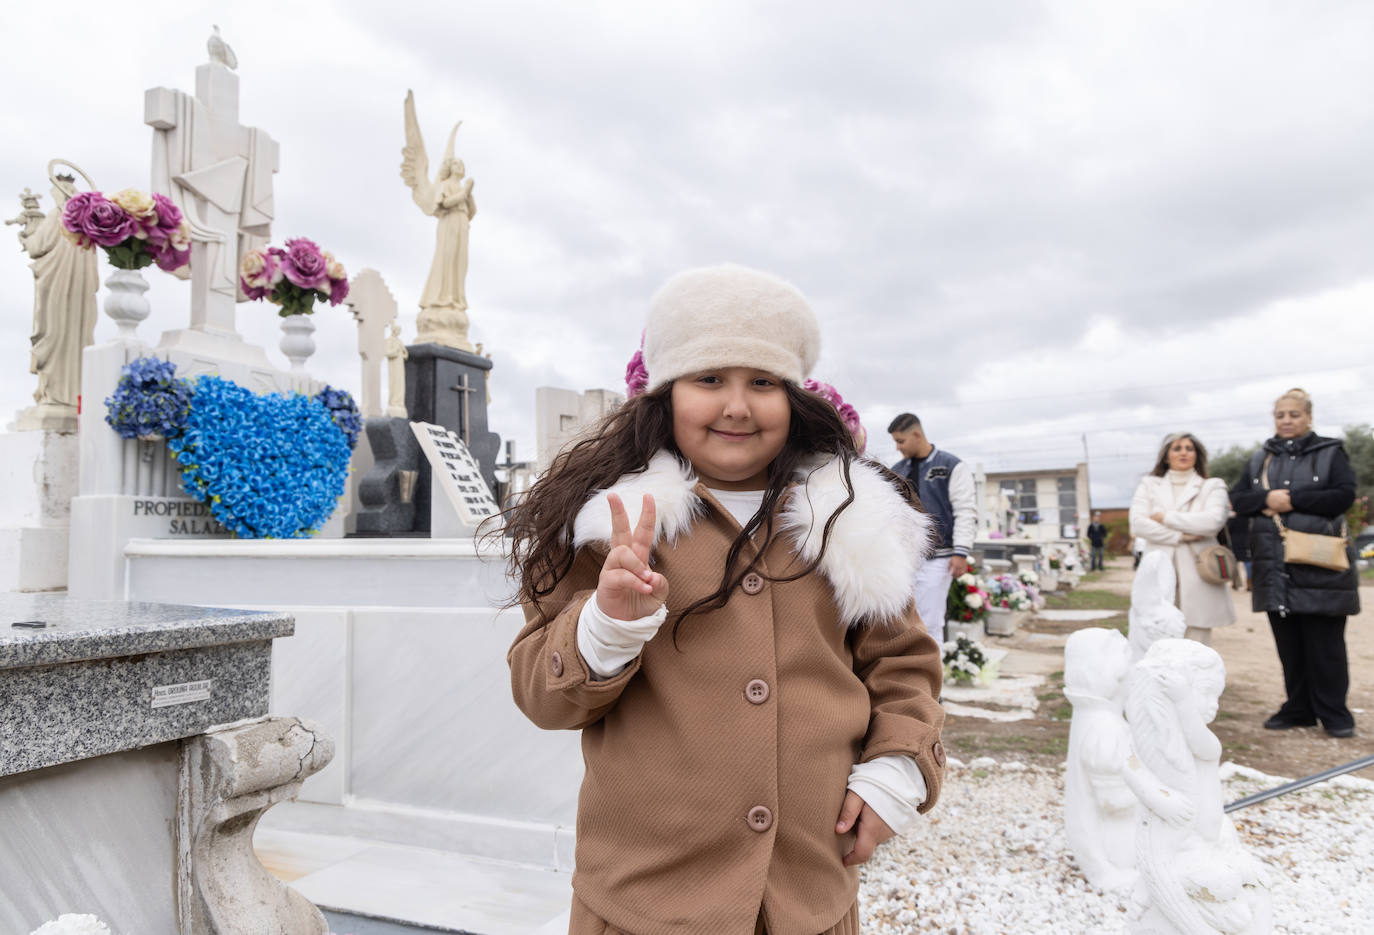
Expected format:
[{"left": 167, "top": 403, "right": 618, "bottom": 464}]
[{"left": 402, "top": 90, "right": 478, "bottom": 352}]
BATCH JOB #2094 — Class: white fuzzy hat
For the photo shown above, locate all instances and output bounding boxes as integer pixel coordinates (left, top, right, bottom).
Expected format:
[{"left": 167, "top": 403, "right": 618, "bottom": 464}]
[{"left": 642, "top": 264, "right": 821, "bottom": 393}]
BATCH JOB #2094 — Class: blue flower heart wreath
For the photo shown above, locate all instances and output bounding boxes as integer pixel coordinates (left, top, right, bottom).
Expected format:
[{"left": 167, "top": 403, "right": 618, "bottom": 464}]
[
  {"left": 168, "top": 376, "right": 352, "bottom": 538},
  {"left": 108, "top": 358, "right": 357, "bottom": 538}
]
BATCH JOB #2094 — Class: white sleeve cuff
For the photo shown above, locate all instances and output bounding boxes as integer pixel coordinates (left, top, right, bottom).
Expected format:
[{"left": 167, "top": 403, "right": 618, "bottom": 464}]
[
  {"left": 576, "top": 595, "right": 667, "bottom": 681},
  {"left": 847, "top": 754, "right": 928, "bottom": 836}
]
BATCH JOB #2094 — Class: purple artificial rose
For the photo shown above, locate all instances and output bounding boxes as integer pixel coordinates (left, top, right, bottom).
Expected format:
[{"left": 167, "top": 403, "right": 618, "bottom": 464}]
[
  {"left": 326, "top": 274, "right": 350, "bottom": 306},
  {"left": 155, "top": 243, "right": 191, "bottom": 272},
  {"left": 81, "top": 196, "right": 136, "bottom": 248},
  {"left": 151, "top": 193, "right": 183, "bottom": 231},
  {"left": 279, "top": 237, "right": 328, "bottom": 291},
  {"left": 140, "top": 194, "right": 183, "bottom": 247},
  {"left": 60, "top": 191, "right": 104, "bottom": 246}
]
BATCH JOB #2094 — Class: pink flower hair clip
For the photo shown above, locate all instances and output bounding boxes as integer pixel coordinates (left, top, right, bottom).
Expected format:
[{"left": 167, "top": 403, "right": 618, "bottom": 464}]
[
  {"left": 625, "top": 331, "right": 649, "bottom": 398},
  {"left": 803, "top": 378, "right": 867, "bottom": 452}
]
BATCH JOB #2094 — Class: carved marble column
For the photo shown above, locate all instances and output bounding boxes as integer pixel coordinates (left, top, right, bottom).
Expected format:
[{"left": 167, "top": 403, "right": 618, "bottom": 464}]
[{"left": 178, "top": 716, "right": 334, "bottom": 934}]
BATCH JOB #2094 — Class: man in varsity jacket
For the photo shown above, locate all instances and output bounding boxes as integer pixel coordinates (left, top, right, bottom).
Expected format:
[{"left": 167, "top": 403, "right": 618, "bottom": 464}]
[{"left": 888, "top": 413, "right": 977, "bottom": 644}]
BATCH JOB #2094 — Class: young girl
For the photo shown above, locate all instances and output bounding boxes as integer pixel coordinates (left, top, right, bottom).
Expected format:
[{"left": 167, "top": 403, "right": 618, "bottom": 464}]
[{"left": 507, "top": 265, "right": 945, "bottom": 935}]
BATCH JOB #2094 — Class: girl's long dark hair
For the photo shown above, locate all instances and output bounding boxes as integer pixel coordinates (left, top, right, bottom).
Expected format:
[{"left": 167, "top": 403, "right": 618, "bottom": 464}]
[{"left": 504, "top": 381, "right": 918, "bottom": 637}]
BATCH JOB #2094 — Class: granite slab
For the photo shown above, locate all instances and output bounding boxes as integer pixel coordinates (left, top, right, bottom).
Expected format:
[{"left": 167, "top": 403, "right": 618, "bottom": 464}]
[
  {"left": 0, "top": 593, "right": 292, "bottom": 669},
  {"left": 0, "top": 594, "right": 293, "bottom": 776}
]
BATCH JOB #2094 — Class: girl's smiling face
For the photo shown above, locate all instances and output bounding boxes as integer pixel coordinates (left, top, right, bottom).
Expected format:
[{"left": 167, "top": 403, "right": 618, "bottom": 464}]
[{"left": 671, "top": 368, "right": 791, "bottom": 490}]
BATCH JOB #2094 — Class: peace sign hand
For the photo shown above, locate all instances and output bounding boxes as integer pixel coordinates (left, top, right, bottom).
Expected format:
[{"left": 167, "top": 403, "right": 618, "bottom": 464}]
[{"left": 597, "top": 493, "right": 670, "bottom": 622}]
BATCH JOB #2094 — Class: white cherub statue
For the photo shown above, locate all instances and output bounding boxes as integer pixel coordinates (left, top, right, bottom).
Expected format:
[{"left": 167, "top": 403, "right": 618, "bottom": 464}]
[
  {"left": 1123, "top": 639, "right": 1272, "bottom": 935},
  {"left": 1128, "top": 550, "right": 1187, "bottom": 663},
  {"left": 1063, "top": 626, "right": 1138, "bottom": 893}
]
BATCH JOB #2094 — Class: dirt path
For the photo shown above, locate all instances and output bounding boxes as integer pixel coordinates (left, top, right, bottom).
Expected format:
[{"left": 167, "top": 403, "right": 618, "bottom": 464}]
[{"left": 942, "top": 557, "right": 1374, "bottom": 780}]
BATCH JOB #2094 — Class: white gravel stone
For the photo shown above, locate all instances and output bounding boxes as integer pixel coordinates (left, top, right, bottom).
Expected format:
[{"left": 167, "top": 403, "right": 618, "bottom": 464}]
[{"left": 859, "top": 761, "right": 1374, "bottom": 934}]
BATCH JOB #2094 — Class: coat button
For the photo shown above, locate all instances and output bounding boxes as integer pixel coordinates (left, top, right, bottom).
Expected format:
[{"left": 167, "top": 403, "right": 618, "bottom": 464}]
[
  {"left": 747, "top": 805, "right": 773, "bottom": 832},
  {"left": 550, "top": 651, "right": 564, "bottom": 677},
  {"left": 933, "top": 741, "right": 946, "bottom": 767},
  {"left": 745, "top": 679, "right": 770, "bottom": 704},
  {"left": 741, "top": 573, "right": 765, "bottom": 595}
]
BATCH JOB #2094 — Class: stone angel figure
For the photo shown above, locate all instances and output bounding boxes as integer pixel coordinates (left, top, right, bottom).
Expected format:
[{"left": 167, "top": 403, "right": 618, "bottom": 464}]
[
  {"left": 401, "top": 90, "right": 478, "bottom": 351},
  {"left": 1063, "top": 627, "right": 1138, "bottom": 894},
  {"left": 1128, "top": 550, "right": 1187, "bottom": 663},
  {"left": 1123, "top": 639, "right": 1272, "bottom": 935}
]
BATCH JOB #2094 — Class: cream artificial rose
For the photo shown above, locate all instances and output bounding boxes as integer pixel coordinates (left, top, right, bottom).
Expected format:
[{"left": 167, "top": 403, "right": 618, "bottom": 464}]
[
  {"left": 965, "top": 593, "right": 984, "bottom": 609},
  {"left": 110, "top": 188, "right": 156, "bottom": 220},
  {"left": 957, "top": 573, "right": 977, "bottom": 586},
  {"left": 241, "top": 250, "right": 271, "bottom": 287},
  {"left": 168, "top": 220, "right": 191, "bottom": 251}
]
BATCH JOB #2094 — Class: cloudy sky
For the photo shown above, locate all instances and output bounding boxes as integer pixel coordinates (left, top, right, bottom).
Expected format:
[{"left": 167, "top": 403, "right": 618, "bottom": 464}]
[{"left": 2, "top": 1, "right": 1371, "bottom": 507}]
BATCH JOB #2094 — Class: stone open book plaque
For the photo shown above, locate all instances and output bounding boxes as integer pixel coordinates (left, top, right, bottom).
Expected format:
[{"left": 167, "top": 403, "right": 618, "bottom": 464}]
[{"left": 409, "top": 421, "right": 499, "bottom": 529}]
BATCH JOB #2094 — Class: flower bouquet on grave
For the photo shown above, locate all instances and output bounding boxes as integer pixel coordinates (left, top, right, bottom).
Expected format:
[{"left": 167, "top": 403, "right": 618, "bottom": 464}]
[
  {"left": 61, "top": 188, "right": 190, "bottom": 271},
  {"left": 942, "top": 634, "right": 998, "bottom": 687},
  {"left": 986, "top": 573, "right": 1043, "bottom": 612},
  {"left": 104, "top": 356, "right": 192, "bottom": 442},
  {"left": 946, "top": 568, "right": 989, "bottom": 625},
  {"left": 240, "top": 237, "right": 349, "bottom": 316}
]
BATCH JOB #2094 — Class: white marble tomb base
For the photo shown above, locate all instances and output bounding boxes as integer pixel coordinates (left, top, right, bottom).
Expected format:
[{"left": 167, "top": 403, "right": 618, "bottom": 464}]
[
  {"left": 123, "top": 537, "right": 583, "bottom": 875},
  {"left": 0, "top": 429, "right": 77, "bottom": 591},
  {"left": 255, "top": 827, "right": 572, "bottom": 935}
]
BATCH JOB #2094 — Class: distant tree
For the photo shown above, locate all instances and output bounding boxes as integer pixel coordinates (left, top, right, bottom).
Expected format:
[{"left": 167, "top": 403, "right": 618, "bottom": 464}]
[
  {"left": 1209, "top": 442, "right": 1262, "bottom": 487},
  {"left": 1341, "top": 424, "right": 1374, "bottom": 492},
  {"left": 1341, "top": 424, "right": 1374, "bottom": 533}
]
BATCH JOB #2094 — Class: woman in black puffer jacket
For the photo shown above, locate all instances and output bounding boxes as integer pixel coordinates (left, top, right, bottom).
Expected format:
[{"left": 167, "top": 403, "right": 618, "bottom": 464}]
[{"left": 1229, "top": 388, "right": 1359, "bottom": 738}]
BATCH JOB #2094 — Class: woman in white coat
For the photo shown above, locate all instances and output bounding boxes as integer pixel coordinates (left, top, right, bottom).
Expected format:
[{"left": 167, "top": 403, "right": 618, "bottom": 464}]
[{"left": 1129, "top": 432, "right": 1236, "bottom": 643}]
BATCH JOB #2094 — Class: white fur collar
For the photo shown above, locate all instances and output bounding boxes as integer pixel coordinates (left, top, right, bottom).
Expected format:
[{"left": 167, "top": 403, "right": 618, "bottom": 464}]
[{"left": 573, "top": 450, "right": 933, "bottom": 627}]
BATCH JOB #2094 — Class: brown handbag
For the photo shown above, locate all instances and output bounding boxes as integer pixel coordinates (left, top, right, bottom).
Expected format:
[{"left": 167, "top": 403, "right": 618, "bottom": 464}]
[
  {"left": 1260, "top": 455, "right": 1352, "bottom": 572},
  {"left": 1195, "top": 541, "right": 1242, "bottom": 587}
]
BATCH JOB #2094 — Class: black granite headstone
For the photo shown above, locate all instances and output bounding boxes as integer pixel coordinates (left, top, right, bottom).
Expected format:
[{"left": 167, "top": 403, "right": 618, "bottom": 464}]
[
  {"left": 352, "top": 417, "right": 422, "bottom": 536},
  {"left": 404, "top": 343, "right": 501, "bottom": 533}
]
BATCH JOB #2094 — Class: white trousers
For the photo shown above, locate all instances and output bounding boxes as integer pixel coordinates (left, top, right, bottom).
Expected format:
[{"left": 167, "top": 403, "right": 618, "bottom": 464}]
[{"left": 912, "top": 556, "right": 953, "bottom": 645}]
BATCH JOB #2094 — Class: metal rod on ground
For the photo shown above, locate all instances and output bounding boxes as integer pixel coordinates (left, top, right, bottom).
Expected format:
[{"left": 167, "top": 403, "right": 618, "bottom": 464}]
[{"left": 1224, "top": 754, "right": 1374, "bottom": 813}]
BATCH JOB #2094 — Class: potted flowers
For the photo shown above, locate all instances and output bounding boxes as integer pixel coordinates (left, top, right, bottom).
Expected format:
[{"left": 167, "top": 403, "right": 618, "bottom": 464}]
[
  {"left": 942, "top": 635, "right": 999, "bottom": 687},
  {"left": 61, "top": 188, "right": 191, "bottom": 334},
  {"left": 1041, "top": 551, "right": 1061, "bottom": 591},
  {"left": 240, "top": 238, "right": 350, "bottom": 372},
  {"left": 984, "top": 572, "right": 1044, "bottom": 636},
  {"left": 946, "top": 568, "right": 989, "bottom": 640}
]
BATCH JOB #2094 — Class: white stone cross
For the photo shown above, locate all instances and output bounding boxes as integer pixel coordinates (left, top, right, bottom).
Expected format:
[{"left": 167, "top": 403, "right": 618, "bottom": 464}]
[
  {"left": 146, "top": 42, "right": 279, "bottom": 338},
  {"left": 345, "top": 269, "right": 398, "bottom": 418}
]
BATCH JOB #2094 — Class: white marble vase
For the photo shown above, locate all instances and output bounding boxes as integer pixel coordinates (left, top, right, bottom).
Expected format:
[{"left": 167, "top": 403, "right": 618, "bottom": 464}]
[
  {"left": 279, "top": 313, "right": 317, "bottom": 372},
  {"left": 104, "top": 268, "right": 151, "bottom": 338}
]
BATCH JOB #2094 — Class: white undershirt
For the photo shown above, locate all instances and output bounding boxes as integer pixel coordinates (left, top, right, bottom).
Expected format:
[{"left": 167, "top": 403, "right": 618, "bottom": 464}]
[
  {"left": 705, "top": 487, "right": 767, "bottom": 526},
  {"left": 573, "top": 483, "right": 929, "bottom": 834}
]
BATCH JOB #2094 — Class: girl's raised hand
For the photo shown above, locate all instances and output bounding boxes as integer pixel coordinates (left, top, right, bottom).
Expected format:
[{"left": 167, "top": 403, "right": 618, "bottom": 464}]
[{"left": 597, "top": 493, "right": 670, "bottom": 621}]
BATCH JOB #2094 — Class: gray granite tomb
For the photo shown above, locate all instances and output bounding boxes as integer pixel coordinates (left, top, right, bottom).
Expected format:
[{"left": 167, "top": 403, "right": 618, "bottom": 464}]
[{"left": 0, "top": 594, "right": 332, "bottom": 935}]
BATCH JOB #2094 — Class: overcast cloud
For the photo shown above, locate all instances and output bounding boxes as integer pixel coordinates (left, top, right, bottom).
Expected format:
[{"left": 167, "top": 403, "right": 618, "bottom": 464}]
[{"left": 2, "top": 0, "right": 1371, "bottom": 507}]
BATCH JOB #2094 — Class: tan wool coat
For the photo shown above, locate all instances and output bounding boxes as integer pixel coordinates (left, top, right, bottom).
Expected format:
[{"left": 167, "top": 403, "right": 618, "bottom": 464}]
[
  {"left": 509, "top": 452, "right": 946, "bottom": 935},
  {"left": 1129, "top": 473, "right": 1237, "bottom": 629}
]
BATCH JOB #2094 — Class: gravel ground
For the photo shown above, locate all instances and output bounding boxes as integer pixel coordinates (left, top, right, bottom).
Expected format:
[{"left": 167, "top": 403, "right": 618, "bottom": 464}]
[{"left": 858, "top": 758, "right": 1374, "bottom": 934}]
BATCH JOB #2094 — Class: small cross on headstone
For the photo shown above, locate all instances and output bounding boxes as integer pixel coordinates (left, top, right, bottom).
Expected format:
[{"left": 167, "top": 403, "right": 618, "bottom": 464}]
[{"left": 449, "top": 373, "right": 476, "bottom": 444}]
